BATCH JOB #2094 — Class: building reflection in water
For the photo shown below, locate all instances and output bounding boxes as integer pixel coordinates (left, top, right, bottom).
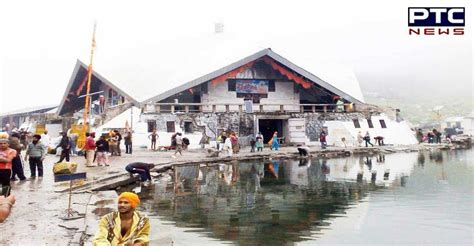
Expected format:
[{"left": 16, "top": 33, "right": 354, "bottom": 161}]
[{"left": 144, "top": 152, "right": 419, "bottom": 245}]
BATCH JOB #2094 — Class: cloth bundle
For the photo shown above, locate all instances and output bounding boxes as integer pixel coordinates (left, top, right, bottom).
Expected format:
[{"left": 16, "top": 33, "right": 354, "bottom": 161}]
[{"left": 53, "top": 162, "right": 78, "bottom": 174}]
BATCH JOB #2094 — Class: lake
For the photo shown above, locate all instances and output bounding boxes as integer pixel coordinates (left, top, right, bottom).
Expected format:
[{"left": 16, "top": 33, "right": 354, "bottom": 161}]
[{"left": 131, "top": 149, "right": 473, "bottom": 245}]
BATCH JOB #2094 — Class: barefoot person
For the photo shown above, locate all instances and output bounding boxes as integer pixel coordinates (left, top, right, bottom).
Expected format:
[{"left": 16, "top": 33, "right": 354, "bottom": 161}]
[
  {"left": 172, "top": 133, "right": 183, "bottom": 158},
  {"left": 9, "top": 132, "right": 26, "bottom": 181},
  {"left": 55, "top": 132, "right": 71, "bottom": 163},
  {"left": 24, "top": 134, "right": 45, "bottom": 178},
  {"left": 148, "top": 130, "right": 158, "bottom": 151},
  {"left": 95, "top": 135, "right": 110, "bottom": 167},
  {"left": 364, "top": 131, "right": 374, "bottom": 147},
  {"left": 93, "top": 192, "right": 150, "bottom": 246},
  {"left": 84, "top": 132, "right": 96, "bottom": 167}
]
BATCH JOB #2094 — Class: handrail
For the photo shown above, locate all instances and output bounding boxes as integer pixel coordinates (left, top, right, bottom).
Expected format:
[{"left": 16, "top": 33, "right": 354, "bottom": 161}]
[
  {"left": 150, "top": 102, "right": 352, "bottom": 107},
  {"left": 144, "top": 102, "right": 355, "bottom": 113}
]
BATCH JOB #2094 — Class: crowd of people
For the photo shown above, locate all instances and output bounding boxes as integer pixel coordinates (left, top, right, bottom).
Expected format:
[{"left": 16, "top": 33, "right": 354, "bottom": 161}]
[
  {"left": 84, "top": 129, "right": 135, "bottom": 166},
  {"left": 0, "top": 127, "right": 135, "bottom": 185},
  {"left": 214, "top": 130, "right": 288, "bottom": 157},
  {"left": 0, "top": 127, "right": 139, "bottom": 226},
  {"left": 354, "top": 131, "right": 385, "bottom": 147},
  {"left": 416, "top": 128, "right": 448, "bottom": 144}
]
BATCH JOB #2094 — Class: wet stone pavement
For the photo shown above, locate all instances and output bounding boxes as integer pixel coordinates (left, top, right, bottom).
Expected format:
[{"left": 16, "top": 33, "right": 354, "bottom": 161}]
[{"left": 0, "top": 144, "right": 425, "bottom": 245}]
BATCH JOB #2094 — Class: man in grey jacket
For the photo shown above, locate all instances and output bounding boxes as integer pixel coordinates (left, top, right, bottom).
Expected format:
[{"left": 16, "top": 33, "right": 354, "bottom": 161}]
[{"left": 24, "top": 135, "right": 45, "bottom": 178}]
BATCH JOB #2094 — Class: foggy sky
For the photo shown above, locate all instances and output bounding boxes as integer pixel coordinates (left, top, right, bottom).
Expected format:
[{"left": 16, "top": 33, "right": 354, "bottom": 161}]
[{"left": 1, "top": 0, "right": 472, "bottom": 114}]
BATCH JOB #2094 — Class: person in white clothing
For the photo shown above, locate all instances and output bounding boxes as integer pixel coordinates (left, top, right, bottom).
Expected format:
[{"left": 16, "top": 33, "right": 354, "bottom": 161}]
[
  {"left": 40, "top": 130, "right": 51, "bottom": 152},
  {"left": 357, "top": 131, "right": 364, "bottom": 147},
  {"left": 223, "top": 137, "right": 233, "bottom": 157}
]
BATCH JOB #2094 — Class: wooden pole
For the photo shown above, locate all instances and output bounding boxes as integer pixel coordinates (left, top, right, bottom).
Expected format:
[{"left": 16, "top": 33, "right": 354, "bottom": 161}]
[{"left": 67, "top": 180, "right": 73, "bottom": 217}]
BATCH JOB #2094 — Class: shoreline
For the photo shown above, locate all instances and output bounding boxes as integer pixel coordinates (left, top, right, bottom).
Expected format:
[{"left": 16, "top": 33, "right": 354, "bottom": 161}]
[{"left": 1, "top": 142, "right": 470, "bottom": 245}]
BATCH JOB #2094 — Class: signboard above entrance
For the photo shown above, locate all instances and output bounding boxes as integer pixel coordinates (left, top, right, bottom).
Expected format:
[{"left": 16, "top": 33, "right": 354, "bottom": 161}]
[{"left": 236, "top": 79, "right": 269, "bottom": 94}]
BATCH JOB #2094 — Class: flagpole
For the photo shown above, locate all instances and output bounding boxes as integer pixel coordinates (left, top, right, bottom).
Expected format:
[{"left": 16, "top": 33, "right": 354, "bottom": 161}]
[{"left": 83, "top": 22, "right": 97, "bottom": 132}]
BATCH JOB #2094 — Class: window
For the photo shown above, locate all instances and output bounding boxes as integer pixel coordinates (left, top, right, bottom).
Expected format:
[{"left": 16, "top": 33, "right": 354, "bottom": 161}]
[
  {"left": 108, "top": 89, "right": 119, "bottom": 106},
  {"left": 367, "top": 119, "right": 374, "bottom": 128},
  {"left": 166, "top": 121, "right": 175, "bottom": 133},
  {"left": 228, "top": 80, "right": 236, "bottom": 91},
  {"left": 147, "top": 120, "right": 156, "bottom": 133},
  {"left": 353, "top": 119, "right": 361, "bottom": 128},
  {"left": 184, "top": 122, "right": 193, "bottom": 133},
  {"left": 269, "top": 80, "right": 275, "bottom": 92},
  {"left": 379, "top": 119, "right": 387, "bottom": 128}
]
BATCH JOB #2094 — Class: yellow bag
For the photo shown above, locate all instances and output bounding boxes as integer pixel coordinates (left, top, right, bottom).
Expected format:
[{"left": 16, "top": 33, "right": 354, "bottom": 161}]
[
  {"left": 53, "top": 162, "right": 78, "bottom": 175},
  {"left": 268, "top": 138, "right": 273, "bottom": 145}
]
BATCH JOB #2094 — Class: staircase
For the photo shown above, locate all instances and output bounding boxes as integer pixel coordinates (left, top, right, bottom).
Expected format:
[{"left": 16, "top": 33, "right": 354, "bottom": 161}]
[{"left": 92, "top": 102, "right": 134, "bottom": 127}]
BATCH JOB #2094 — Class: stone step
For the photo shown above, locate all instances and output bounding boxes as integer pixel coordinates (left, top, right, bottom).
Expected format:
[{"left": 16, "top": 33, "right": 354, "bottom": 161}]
[{"left": 75, "top": 174, "right": 140, "bottom": 192}]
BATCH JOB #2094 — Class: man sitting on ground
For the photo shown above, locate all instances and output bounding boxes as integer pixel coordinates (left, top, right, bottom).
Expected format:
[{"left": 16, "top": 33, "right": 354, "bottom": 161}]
[
  {"left": 93, "top": 192, "right": 150, "bottom": 246},
  {"left": 125, "top": 162, "right": 154, "bottom": 185}
]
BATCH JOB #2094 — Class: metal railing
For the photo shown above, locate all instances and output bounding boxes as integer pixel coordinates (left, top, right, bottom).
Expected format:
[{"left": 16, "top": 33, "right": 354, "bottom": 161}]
[{"left": 144, "top": 103, "right": 356, "bottom": 114}]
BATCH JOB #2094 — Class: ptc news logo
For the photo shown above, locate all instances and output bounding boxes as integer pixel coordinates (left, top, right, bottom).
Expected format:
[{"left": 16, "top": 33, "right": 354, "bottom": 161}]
[{"left": 408, "top": 7, "right": 465, "bottom": 35}]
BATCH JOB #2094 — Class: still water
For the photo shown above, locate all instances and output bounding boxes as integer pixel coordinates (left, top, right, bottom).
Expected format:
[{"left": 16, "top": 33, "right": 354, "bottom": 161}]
[{"left": 134, "top": 150, "right": 473, "bottom": 245}]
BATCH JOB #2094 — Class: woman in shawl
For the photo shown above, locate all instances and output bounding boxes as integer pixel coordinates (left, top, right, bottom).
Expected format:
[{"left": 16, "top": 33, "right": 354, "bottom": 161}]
[{"left": 270, "top": 131, "right": 279, "bottom": 151}]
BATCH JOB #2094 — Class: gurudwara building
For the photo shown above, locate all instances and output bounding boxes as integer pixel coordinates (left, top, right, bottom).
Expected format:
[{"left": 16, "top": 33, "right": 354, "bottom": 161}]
[{"left": 139, "top": 48, "right": 417, "bottom": 148}]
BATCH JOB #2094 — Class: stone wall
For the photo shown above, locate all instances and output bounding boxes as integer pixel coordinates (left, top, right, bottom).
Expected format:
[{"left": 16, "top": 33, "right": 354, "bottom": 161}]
[
  {"left": 143, "top": 112, "right": 254, "bottom": 142},
  {"left": 140, "top": 110, "right": 417, "bottom": 147},
  {"left": 144, "top": 111, "right": 370, "bottom": 142},
  {"left": 287, "top": 112, "right": 368, "bottom": 142}
]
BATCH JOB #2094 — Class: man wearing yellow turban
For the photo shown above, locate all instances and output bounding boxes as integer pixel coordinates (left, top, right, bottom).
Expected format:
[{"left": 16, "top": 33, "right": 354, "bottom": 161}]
[{"left": 93, "top": 192, "right": 150, "bottom": 246}]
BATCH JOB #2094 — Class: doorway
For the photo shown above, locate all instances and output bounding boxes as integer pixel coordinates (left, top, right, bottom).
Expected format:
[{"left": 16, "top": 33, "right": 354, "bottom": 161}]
[{"left": 258, "top": 119, "right": 284, "bottom": 143}]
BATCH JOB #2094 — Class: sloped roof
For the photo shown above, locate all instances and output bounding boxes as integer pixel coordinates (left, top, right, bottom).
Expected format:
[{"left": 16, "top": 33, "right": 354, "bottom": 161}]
[
  {"left": 444, "top": 116, "right": 464, "bottom": 122},
  {"left": 0, "top": 104, "right": 57, "bottom": 117},
  {"left": 143, "top": 48, "right": 364, "bottom": 104},
  {"left": 57, "top": 60, "right": 140, "bottom": 115},
  {"left": 88, "top": 33, "right": 365, "bottom": 104}
]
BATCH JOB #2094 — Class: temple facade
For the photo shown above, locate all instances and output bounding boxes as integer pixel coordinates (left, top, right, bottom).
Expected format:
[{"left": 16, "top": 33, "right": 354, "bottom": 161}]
[{"left": 137, "top": 48, "right": 417, "bottom": 148}]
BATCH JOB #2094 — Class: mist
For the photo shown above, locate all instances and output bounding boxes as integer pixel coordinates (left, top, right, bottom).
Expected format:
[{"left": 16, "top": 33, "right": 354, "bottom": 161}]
[{"left": 1, "top": 0, "right": 472, "bottom": 121}]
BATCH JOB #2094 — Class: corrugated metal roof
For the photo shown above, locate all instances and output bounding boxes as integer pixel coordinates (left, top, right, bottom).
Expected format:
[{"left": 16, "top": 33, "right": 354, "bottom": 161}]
[
  {"left": 444, "top": 116, "right": 464, "bottom": 122},
  {"left": 0, "top": 104, "right": 57, "bottom": 117}
]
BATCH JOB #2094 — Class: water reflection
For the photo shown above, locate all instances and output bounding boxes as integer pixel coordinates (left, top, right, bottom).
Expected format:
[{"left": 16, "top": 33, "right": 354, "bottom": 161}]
[
  {"left": 429, "top": 151, "right": 444, "bottom": 163},
  {"left": 417, "top": 151, "right": 425, "bottom": 167},
  {"left": 131, "top": 150, "right": 473, "bottom": 245}
]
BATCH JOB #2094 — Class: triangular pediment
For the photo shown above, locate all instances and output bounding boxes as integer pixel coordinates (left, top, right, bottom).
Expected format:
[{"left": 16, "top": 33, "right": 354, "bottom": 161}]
[{"left": 144, "top": 49, "right": 363, "bottom": 105}]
